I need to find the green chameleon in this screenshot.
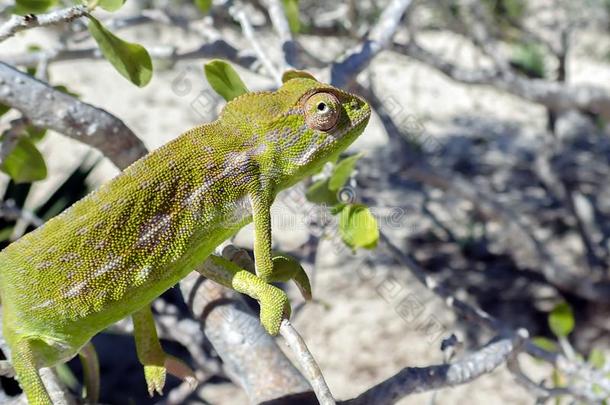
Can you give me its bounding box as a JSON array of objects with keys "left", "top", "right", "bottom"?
[{"left": 0, "top": 70, "right": 371, "bottom": 404}]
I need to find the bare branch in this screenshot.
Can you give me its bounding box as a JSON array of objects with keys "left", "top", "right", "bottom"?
[
  {"left": 180, "top": 246, "right": 315, "bottom": 404},
  {"left": 393, "top": 41, "right": 610, "bottom": 121},
  {"left": 0, "top": 62, "right": 147, "bottom": 169},
  {"left": 331, "top": 0, "right": 413, "bottom": 87},
  {"left": 230, "top": 6, "right": 282, "bottom": 86},
  {"left": 0, "top": 5, "right": 88, "bottom": 43},
  {"left": 262, "top": 0, "right": 299, "bottom": 68},
  {"left": 280, "top": 319, "right": 336, "bottom": 405},
  {"left": 341, "top": 332, "right": 528, "bottom": 405}
]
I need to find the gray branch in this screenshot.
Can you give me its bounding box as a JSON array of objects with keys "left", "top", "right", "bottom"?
[
  {"left": 180, "top": 246, "right": 315, "bottom": 404},
  {"left": 331, "top": 0, "right": 413, "bottom": 87},
  {"left": 341, "top": 332, "right": 527, "bottom": 405},
  {"left": 394, "top": 41, "right": 610, "bottom": 121},
  {"left": 0, "top": 62, "right": 147, "bottom": 169},
  {"left": 0, "top": 5, "right": 88, "bottom": 43}
]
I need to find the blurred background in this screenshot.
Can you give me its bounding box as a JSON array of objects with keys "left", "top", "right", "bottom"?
[{"left": 0, "top": 0, "right": 609, "bottom": 404}]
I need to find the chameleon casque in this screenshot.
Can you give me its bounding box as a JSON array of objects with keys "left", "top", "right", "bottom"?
[{"left": 0, "top": 70, "right": 371, "bottom": 404}]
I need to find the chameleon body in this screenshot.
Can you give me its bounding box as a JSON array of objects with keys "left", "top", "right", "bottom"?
[{"left": 0, "top": 71, "right": 370, "bottom": 404}]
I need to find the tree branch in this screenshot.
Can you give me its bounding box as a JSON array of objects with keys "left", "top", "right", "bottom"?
[
  {"left": 0, "top": 62, "right": 147, "bottom": 169},
  {"left": 0, "top": 5, "right": 88, "bottom": 43}
]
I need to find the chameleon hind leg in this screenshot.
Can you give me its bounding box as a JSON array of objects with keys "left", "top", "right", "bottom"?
[
  {"left": 132, "top": 305, "right": 196, "bottom": 396},
  {"left": 198, "top": 255, "right": 291, "bottom": 335},
  {"left": 78, "top": 342, "right": 99, "bottom": 404},
  {"left": 8, "top": 338, "right": 53, "bottom": 405}
]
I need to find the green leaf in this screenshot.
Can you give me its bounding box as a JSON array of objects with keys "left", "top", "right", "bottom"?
[
  {"left": 97, "top": 0, "right": 126, "bottom": 12},
  {"left": 511, "top": 42, "right": 545, "bottom": 79},
  {"left": 329, "top": 153, "right": 362, "bottom": 191},
  {"left": 282, "top": 0, "right": 300, "bottom": 33},
  {"left": 589, "top": 348, "right": 606, "bottom": 369},
  {"left": 0, "top": 104, "right": 9, "bottom": 117},
  {"left": 204, "top": 60, "right": 249, "bottom": 101},
  {"left": 305, "top": 178, "right": 338, "bottom": 206},
  {"left": 531, "top": 337, "right": 558, "bottom": 353},
  {"left": 0, "top": 227, "right": 14, "bottom": 242},
  {"left": 338, "top": 204, "right": 379, "bottom": 250},
  {"left": 26, "top": 126, "right": 47, "bottom": 142},
  {"left": 549, "top": 302, "right": 574, "bottom": 338},
  {"left": 88, "top": 16, "right": 153, "bottom": 87},
  {"left": 1, "top": 137, "right": 47, "bottom": 183},
  {"left": 194, "top": 0, "right": 212, "bottom": 13},
  {"left": 14, "top": 0, "right": 57, "bottom": 14},
  {"left": 53, "top": 85, "right": 80, "bottom": 99}
]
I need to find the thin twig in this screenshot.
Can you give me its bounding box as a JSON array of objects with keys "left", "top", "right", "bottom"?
[
  {"left": 280, "top": 319, "right": 336, "bottom": 405},
  {"left": 0, "top": 5, "right": 88, "bottom": 43},
  {"left": 341, "top": 332, "right": 528, "bottom": 405},
  {"left": 331, "top": 0, "right": 413, "bottom": 87},
  {"left": 230, "top": 6, "right": 282, "bottom": 86}
]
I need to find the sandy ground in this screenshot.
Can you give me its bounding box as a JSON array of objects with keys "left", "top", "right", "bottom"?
[{"left": 5, "top": 11, "right": 609, "bottom": 403}]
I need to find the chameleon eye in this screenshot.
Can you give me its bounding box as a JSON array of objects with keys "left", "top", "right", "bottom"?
[{"left": 304, "top": 92, "right": 340, "bottom": 131}]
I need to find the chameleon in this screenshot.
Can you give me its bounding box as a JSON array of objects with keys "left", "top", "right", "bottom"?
[{"left": 0, "top": 69, "right": 371, "bottom": 404}]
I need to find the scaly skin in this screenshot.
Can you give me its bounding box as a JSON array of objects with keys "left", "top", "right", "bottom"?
[{"left": 0, "top": 71, "right": 370, "bottom": 404}]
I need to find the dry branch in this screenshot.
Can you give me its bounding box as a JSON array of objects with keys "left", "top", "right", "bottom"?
[
  {"left": 0, "top": 62, "right": 147, "bottom": 169},
  {"left": 341, "top": 332, "right": 527, "bottom": 405},
  {"left": 0, "top": 5, "right": 88, "bottom": 43}
]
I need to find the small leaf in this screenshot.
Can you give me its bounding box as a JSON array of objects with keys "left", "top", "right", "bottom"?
[
  {"left": 589, "top": 348, "right": 606, "bottom": 369},
  {"left": 305, "top": 179, "right": 338, "bottom": 206},
  {"left": 549, "top": 302, "right": 574, "bottom": 338},
  {"left": 0, "top": 104, "right": 9, "bottom": 117},
  {"left": 194, "top": 0, "right": 212, "bottom": 13},
  {"left": 531, "top": 337, "right": 558, "bottom": 353},
  {"left": 98, "top": 0, "right": 126, "bottom": 12},
  {"left": 329, "top": 153, "right": 362, "bottom": 191},
  {"left": 282, "top": 0, "right": 300, "bottom": 33},
  {"left": 204, "top": 60, "right": 249, "bottom": 101},
  {"left": 26, "top": 126, "right": 47, "bottom": 142},
  {"left": 54, "top": 85, "right": 80, "bottom": 99},
  {"left": 338, "top": 204, "right": 379, "bottom": 250},
  {"left": 1, "top": 137, "right": 47, "bottom": 183},
  {"left": 88, "top": 16, "right": 153, "bottom": 87},
  {"left": 511, "top": 42, "right": 545, "bottom": 79},
  {"left": 14, "top": 0, "right": 57, "bottom": 14}
]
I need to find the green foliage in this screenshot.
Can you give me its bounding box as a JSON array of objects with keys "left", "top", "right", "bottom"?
[
  {"left": 282, "top": 0, "right": 300, "bottom": 33},
  {"left": 510, "top": 42, "right": 546, "bottom": 78},
  {"left": 204, "top": 60, "right": 249, "bottom": 101},
  {"left": 329, "top": 152, "right": 362, "bottom": 191},
  {"left": 305, "top": 178, "right": 338, "bottom": 206},
  {"left": 549, "top": 302, "right": 574, "bottom": 338},
  {"left": 87, "top": 16, "right": 153, "bottom": 87},
  {"left": 1, "top": 137, "right": 47, "bottom": 183},
  {"left": 337, "top": 203, "right": 379, "bottom": 250},
  {"left": 97, "top": 0, "right": 126, "bottom": 12},
  {"left": 194, "top": 0, "right": 212, "bottom": 13},
  {"left": 14, "top": 0, "right": 57, "bottom": 14},
  {"left": 0, "top": 104, "right": 9, "bottom": 117},
  {"left": 481, "top": 0, "right": 526, "bottom": 23},
  {"left": 531, "top": 336, "right": 559, "bottom": 353},
  {"left": 589, "top": 348, "right": 606, "bottom": 369}
]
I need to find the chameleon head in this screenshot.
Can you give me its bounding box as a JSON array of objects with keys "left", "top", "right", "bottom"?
[{"left": 269, "top": 71, "right": 372, "bottom": 184}]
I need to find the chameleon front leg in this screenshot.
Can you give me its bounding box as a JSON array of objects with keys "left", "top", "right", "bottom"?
[
  {"left": 250, "top": 192, "right": 312, "bottom": 300},
  {"left": 132, "top": 306, "right": 195, "bottom": 396},
  {"left": 198, "top": 255, "right": 290, "bottom": 335}
]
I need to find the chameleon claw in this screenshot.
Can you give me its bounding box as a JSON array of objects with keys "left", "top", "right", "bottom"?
[{"left": 143, "top": 364, "right": 166, "bottom": 397}]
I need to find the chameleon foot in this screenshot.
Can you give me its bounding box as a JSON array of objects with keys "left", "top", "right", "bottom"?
[
  {"left": 144, "top": 364, "right": 166, "bottom": 396},
  {"left": 259, "top": 284, "right": 291, "bottom": 335}
]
